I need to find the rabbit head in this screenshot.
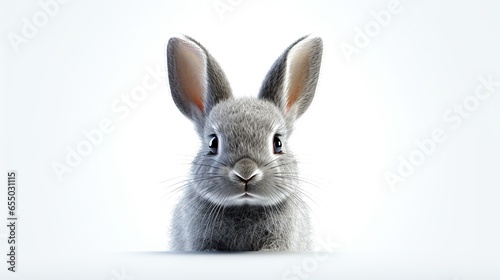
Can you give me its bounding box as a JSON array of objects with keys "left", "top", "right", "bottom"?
[{"left": 167, "top": 35, "right": 322, "bottom": 207}]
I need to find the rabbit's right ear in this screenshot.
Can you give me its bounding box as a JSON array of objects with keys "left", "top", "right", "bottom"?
[{"left": 167, "top": 35, "right": 232, "bottom": 133}]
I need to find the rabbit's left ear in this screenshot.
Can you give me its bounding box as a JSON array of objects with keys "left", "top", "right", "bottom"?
[{"left": 258, "top": 35, "right": 323, "bottom": 121}]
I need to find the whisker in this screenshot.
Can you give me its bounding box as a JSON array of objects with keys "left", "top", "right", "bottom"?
[{"left": 199, "top": 156, "right": 229, "bottom": 168}]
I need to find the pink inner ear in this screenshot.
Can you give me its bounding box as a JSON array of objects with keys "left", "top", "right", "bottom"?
[
  {"left": 175, "top": 40, "right": 207, "bottom": 112},
  {"left": 286, "top": 46, "right": 311, "bottom": 111}
]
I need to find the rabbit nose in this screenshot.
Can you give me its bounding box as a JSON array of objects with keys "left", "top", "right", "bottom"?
[{"left": 231, "top": 158, "right": 262, "bottom": 183}]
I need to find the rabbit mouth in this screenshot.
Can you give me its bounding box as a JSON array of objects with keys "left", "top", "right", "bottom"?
[
  {"left": 239, "top": 192, "right": 254, "bottom": 199},
  {"left": 223, "top": 189, "right": 288, "bottom": 206},
  {"left": 231, "top": 193, "right": 267, "bottom": 206},
  {"left": 235, "top": 191, "right": 258, "bottom": 201}
]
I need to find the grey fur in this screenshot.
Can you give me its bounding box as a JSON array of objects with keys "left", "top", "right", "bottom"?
[{"left": 166, "top": 35, "right": 323, "bottom": 251}]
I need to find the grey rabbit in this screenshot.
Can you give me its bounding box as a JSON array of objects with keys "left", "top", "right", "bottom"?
[{"left": 166, "top": 34, "right": 323, "bottom": 251}]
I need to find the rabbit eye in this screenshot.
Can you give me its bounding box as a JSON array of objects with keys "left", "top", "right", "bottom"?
[
  {"left": 273, "top": 135, "right": 283, "bottom": 154},
  {"left": 208, "top": 134, "right": 218, "bottom": 155}
]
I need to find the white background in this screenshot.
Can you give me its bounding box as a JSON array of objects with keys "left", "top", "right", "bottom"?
[{"left": 1, "top": 0, "right": 500, "bottom": 279}]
